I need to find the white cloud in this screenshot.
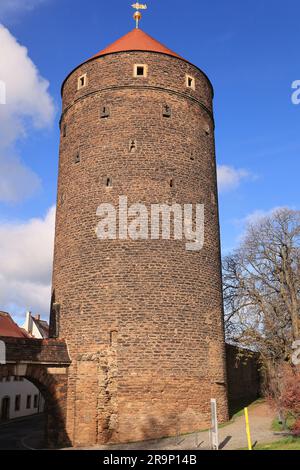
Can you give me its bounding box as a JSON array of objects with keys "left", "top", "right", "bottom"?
[
  {"left": 241, "top": 206, "right": 295, "bottom": 226},
  {"left": 0, "top": 1, "right": 48, "bottom": 19},
  {"left": 231, "top": 206, "right": 297, "bottom": 248},
  {"left": 0, "top": 206, "right": 56, "bottom": 318},
  {"left": 217, "top": 165, "right": 251, "bottom": 192},
  {"left": 0, "top": 24, "right": 55, "bottom": 202}
]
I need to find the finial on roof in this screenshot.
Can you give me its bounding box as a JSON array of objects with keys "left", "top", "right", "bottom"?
[{"left": 131, "top": 3, "right": 147, "bottom": 29}]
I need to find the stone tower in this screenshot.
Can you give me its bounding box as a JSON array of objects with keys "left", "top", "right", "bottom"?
[{"left": 51, "top": 26, "right": 228, "bottom": 447}]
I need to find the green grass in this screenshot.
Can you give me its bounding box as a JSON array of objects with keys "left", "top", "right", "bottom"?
[
  {"left": 272, "top": 414, "right": 296, "bottom": 432},
  {"left": 272, "top": 417, "right": 283, "bottom": 432},
  {"left": 253, "top": 437, "right": 300, "bottom": 450},
  {"left": 240, "top": 437, "right": 300, "bottom": 450}
]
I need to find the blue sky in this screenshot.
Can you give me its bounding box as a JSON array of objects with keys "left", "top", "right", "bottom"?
[{"left": 0, "top": 0, "right": 299, "bottom": 320}]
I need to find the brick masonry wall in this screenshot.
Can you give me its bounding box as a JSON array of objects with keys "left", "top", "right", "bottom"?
[
  {"left": 1, "top": 337, "right": 70, "bottom": 364},
  {"left": 51, "top": 50, "right": 229, "bottom": 446}
]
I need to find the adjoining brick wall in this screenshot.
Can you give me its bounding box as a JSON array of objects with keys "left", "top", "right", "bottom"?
[
  {"left": 1, "top": 337, "right": 71, "bottom": 364},
  {"left": 226, "top": 344, "right": 261, "bottom": 416},
  {"left": 51, "top": 49, "right": 229, "bottom": 447}
]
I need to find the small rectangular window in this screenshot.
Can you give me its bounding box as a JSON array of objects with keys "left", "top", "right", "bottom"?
[
  {"left": 78, "top": 73, "right": 87, "bottom": 90},
  {"left": 15, "top": 395, "right": 21, "bottom": 412},
  {"left": 136, "top": 66, "right": 144, "bottom": 76},
  {"left": 186, "top": 74, "right": 195, "bottom": 90},
  {"left": 26, "top": 395, "right": 31, "bottom": 409},
  {"left": 134, "top": 64, "right": 148, "bottom": 78},
  {"left": 34, "top": 395, "right": 39, "bottom": 409}
]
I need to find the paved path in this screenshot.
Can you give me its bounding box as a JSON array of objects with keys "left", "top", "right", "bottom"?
[
  {"left": 0, "top": 414, "right": 45, "bottom": 450},
  {"left": 0, "top": 402, "right": 279, "bottom": 450},
  {"left": 82, "top": 402, "right": 278, "bottom": 451}
]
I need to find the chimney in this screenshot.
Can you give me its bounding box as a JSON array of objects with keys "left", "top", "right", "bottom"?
[
  {"left": 35, "top": 314, "right": 41, "bottom": 321},
  {"left": 24, "top": 311, "right": 31, "bottom": 333}
]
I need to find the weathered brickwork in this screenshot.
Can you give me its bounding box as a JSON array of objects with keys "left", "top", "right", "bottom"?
[
  {"left": 51, "top": 49, "right": 229, "bottom": 446},
  {"left": 1, "top": 336, "right": 70, "bottom": 364}
]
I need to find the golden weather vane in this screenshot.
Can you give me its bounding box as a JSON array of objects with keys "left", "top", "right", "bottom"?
[{"left": 131, "top": 3, "right": 147, "bottom": 29}]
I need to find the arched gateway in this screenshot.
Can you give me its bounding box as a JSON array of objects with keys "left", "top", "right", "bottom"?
[{"left": 0, "top": 337, "right": 71, "bottom": 447}]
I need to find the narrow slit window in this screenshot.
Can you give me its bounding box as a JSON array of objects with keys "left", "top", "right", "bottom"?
[
  {"left": 186, "top": 75, "right": 195, "bottom": 90},
  {"left": 134, "top": 64, "right": 148, "bottom": 78},
  {"left": 163, "top": 105, "right": 172, "bottom": 118},
  {"left": 106, "top": 178, "right": 112, "bottom": 188},
  {"left": 101, "top": 106, "right": 110, "bottom": 118},
  {"left": 170, "top": 179, "right": 174, "bottom": 188},
  {"left": 78, "top": 74, "right": 87, "bottom": 90},
  {"left": 129, "top": 139, "right": 137, "bottom": 153},
  {"left": 74, "top": 153, "right": 81, "bottom": 164}
]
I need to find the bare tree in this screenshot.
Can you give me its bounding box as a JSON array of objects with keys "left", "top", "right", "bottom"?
[{"left": 223, "top": 208, "right": 300, "bottom": 370}]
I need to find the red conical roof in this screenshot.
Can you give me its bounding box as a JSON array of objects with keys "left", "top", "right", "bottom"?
[{"left": 91, "top": 28, "right": 182, "bottom": 60}]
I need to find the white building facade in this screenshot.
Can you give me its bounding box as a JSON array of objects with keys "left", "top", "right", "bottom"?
[
  {"left": 22, "top": 312, "right": 49, "bottom": 339},
  {"left": 0, "top": 311, "right": 48, "bottom": 422},
  {"left": 0, "top": 376, "right": 45, "bottom": 422}
]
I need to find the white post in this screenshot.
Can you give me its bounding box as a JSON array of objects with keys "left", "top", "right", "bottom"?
[{"left": 210, "top": 398, "right": 219, "bottom": 450}]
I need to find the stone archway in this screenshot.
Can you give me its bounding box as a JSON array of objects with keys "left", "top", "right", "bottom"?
[
  {"left": 0, "top": 337, "right": 71, "bottom": 448},
  {"left": 0, "top": 363, "right": 71, "bottom": 448}
]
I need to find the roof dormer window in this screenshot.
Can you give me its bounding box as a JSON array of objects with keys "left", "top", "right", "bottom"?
[
  {"left": 186, "top": 74, "right": 195, "bottom": 90},
  {"left": 78, "top": 73, "right": 87, "bottom": 90},
  {"left": 133, "top": 64, "right": 148, "bottom": 78}
]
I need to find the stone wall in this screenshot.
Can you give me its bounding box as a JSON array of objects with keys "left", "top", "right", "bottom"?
[{"left": 226, "top": 344, "right": 261, "bottom": 415}]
